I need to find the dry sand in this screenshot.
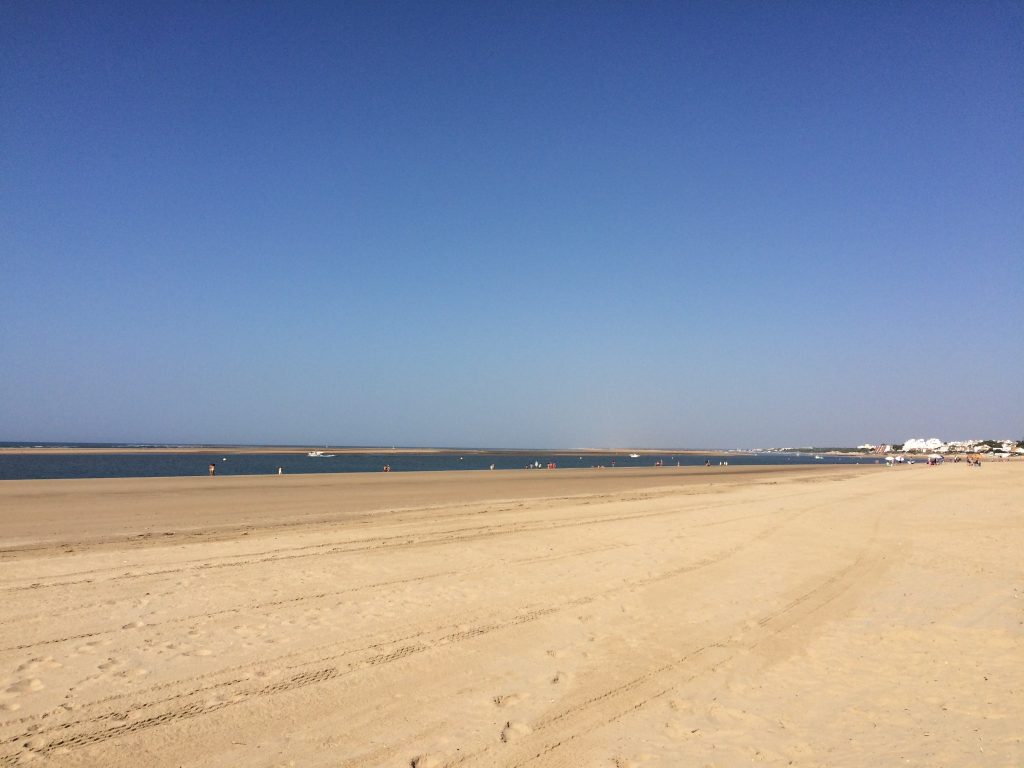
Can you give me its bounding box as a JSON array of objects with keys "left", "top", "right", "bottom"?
[{"left": 0, "top": 464, "right": 1020, "bottom": 767}]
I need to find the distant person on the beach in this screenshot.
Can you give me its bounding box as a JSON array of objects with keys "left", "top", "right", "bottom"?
[
  {"left": 277, "top": 467, "right": 283, "bottom": 475},
  {"left": 208, "top": 463, "right": 216, "bottom": 476}
]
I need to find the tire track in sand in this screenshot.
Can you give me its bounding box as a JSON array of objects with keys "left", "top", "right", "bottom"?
[
  {"left": 0, "top": 506, "right": 815, "bottom": 765},
  {"left": 0, "top": 503, "right": 793, "bottom": 653},
  {"left": 0, "top": 483, "right": 829, "bottom": 594}
]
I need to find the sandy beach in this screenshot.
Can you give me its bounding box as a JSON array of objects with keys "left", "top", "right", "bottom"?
[{"left": 0, "top": 464, "right": 1019, "bottom": 767}]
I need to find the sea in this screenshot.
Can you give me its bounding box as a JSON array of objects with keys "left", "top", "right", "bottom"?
[{"left": 0, "top": 443, "right": 877, "bottom": 481}]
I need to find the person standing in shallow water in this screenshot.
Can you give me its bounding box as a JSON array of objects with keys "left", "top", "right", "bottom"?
[{"left": 208, "top": 463, "right": 216, "bottom": 476}]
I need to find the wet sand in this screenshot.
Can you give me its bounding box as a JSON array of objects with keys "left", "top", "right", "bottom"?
[{"left": 0, "top": 464, "right": 1020, "bottom": 766}]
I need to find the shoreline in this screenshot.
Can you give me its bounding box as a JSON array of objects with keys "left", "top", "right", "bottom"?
[{"left": 0, "top": 465, "right": 873, "bottom": 549}]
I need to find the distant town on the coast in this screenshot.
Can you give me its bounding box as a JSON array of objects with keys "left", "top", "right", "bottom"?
[{"left": 771, "top": 438, "right": 1023, "bottom": 458}]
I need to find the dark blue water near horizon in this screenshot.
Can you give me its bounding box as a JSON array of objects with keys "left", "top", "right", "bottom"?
[{"left": 0, "top": 447, "right": 878, "bottom": 481}]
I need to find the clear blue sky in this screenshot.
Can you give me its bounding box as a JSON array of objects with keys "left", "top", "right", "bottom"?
[{"left": 2, "top": 1, "right": 1021, "bottom": 448}]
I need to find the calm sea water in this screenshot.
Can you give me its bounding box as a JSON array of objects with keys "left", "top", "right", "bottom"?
[{"left": 0, "top": 444, "right": 875, "bottom": 480}]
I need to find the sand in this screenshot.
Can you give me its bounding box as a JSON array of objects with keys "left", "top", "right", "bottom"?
[{"left": 0, "top": 464, "right": 1020, "bottom": 767}]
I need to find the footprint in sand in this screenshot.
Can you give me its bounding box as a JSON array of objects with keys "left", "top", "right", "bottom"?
[
  {"left": 5, "top": 678, "right": 44, "bottom": 694},
  {"left": 0, "top": 681, "right": 38, "bottom": 713},
  {"left": 613, "top": 754, "right": 658, "bottom": 768},
  {"left": 410, "top": 754, "right": 442, "bottom": 768},
  {"left": 500, "top": 721, "right": 532, "bottom": 743},
  {"left": 550, "top": 670, "right": 572, "bottom": 685},
  {"left": 16, "top": 657, "right": 62, "bottom": 673},
  {"left": 97, "top": 658, "right": 125, "bottom": 673},
  {"left": 667, "top": 697, "right": 693, "bottom": 714},
  {"left": 492, "top": 692, "right": 529, "bottom": 708}
]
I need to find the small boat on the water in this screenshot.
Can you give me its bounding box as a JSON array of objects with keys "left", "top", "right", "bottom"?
[
  {"left": 629, "top": 453, "right": 640, "bottom": 458},
  {"left": 307, "top": 450, "right": 336, "bottom": 457}
]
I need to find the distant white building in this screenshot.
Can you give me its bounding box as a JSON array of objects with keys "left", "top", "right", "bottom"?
[
  {"left": 902, "top": 438, "right": 945, "bottom": 453},
  {"left": 861, "top": 437, "right": 1020, "bottom": 455},
  {"left": 944, "top": 441, "right": 976, "bottom": 453}
]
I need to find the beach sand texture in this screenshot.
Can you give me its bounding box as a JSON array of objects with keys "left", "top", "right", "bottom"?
[{"left": 0, "top": 464, "right": 1020, "bottom": 767}]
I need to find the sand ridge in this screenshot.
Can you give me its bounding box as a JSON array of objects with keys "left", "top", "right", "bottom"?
[{"left": 0, "top": 464, "right": 1020, "bottom": 766}]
